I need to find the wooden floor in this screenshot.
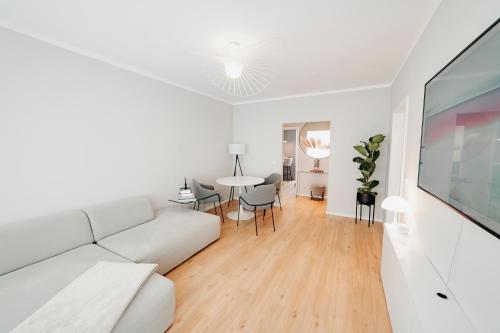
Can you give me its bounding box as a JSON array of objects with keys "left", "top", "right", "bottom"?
[{"left": 166, "top": 196, "right": 392, "bottom": 333}]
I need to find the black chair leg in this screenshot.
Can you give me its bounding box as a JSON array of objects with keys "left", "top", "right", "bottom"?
[
  {"left": 277, "top": 191, "right": 282, "bottom": 211},
  {"left": 271, "top": 205, "right": 276, "bottom": 232},
  {"left": 213, "top": 202, "right": 217, "bottom": 214},
  {"left": 263, "top": 209, "right": 266, "bottom": 220},
  {"left": 254, "top": 207, "right": 258, "bottom": 236},
  {"left": 237, "top": 204, "right": 240, "bottom": 226},
  {"left": 218, "top": 196, "right": 225, "bottom": 223},
  {"left": 228, "top": 187, "right": 233, "bottom": 207}
]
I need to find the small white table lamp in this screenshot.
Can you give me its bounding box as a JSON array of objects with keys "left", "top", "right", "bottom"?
[
  {"left": 228, "top": 143, "right": 246, "bottom": 176},
  {"left": 382, "top": 195, "right": 410, "bottom": 234},
  {"left": 228, "top": 143, "right": 246, "bottom": 156}
]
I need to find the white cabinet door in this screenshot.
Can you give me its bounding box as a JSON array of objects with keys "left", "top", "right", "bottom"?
[
  {"left": 448, "top": 220, "right": 500, "bottom": 333},
  {"left": 383, "top": 225, "right": 476, "bottom": 333},
  {"left": 381, "top": 228, "right": 411, "bottom": 333}
]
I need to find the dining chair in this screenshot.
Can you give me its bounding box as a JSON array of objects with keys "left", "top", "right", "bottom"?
[
  {"left": 255, "top": 173, "right": 282, "bottom": 211},
  {"left": 282, "top": 157, "right": 293, "bottom": 181},
  {"left": 238, "top": 184, "right": 276, "bottom": 236},
  {"left": 192, "top": 179, "right": 225, "bottom": 223}
]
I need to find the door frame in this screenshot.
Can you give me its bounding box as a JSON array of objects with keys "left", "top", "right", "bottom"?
[{"left": 386, "top": 96, "right": 409, "bottom": 223}]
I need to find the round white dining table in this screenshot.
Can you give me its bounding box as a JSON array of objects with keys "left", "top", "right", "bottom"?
[{"left": 216, "top": 176, "right": 265, "bottom": 221}]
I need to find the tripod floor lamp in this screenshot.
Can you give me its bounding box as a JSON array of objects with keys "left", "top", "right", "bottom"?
[{"left": 228, "top": 143, "right": 247, "bottom": 204}]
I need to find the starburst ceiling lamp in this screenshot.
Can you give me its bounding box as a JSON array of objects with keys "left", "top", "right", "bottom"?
[{"left": 202, "top": 41, "right": 275, "bottom": 97}]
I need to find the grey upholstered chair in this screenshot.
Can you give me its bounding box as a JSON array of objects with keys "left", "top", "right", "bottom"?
[
  {"left": 238, "top": 184, "right": 276, "bottom": 236},
  {"left": 256, "top": 173, "right": 282, "bottom": 211},
  {"left": 192, "top": 179, "right": 225, "bottom": 223}
]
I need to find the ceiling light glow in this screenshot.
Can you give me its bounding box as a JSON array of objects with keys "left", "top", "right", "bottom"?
[
  {"left": 202, "top": 39, "right": 275, "bottom": 97},
  {"left": 224, "top": 61, "right": 243, "bottom": 79}
]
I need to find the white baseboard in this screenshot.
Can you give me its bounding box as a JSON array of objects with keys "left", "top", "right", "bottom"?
[
  {"left": 325, "top": 210, "right": 383, "bottom": 223},
  {"left": 296, "top": 192, "right": 327, "bottom": 200}
]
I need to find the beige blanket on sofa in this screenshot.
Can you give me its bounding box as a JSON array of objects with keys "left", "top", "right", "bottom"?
[{"left": 11, "top": 261, "right": 157, "bottom": 333}]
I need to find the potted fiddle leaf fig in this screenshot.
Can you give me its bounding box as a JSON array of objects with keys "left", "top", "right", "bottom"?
[{"left": 353, "top": 134, "right": 385, "bottom": 205}]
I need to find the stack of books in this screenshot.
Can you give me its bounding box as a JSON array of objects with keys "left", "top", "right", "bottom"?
[{"left": 177, "top": 188, "right": 195, "bottom": 203}]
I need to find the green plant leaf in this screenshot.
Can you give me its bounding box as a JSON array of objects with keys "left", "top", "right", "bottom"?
[
  {"left": 369, "top": 134, "right": 385, "bottom": 144},
  {"left": 353, "top": 145, "right": 368, "bottom": 156},
  {"left": 367, "top": 142, "right": 379, "bottom": 153},
  {"left": 361, "top": 170, "right": 371, "bottom": 178},
  {"left": 355, "top": 134, "right": 384, "bottom": 196},
  {"left": 359, "top": 162, "right": 371, "bottom": 171},
  {"left": 368, "top": 163, "right": 376, "bottom": 174}
]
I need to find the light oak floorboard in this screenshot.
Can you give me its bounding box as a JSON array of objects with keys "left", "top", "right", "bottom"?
[{"left": 166, "top": 196, "right": 392, "bottom": 333}]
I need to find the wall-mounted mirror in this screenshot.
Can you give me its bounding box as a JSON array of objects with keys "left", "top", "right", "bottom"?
[{"left": 299, "top": 122, "right": 330, "bottom": 159}]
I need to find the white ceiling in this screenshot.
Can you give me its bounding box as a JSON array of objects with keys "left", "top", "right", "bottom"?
[{"left": 0, "top": 0, "right": 441, "bottom": 104}]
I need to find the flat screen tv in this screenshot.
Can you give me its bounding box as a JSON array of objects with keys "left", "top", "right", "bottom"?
[{"left": 418, "top": 19, "right": 500, "bottom": 238}]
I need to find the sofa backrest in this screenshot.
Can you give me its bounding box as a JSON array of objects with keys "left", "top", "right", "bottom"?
[
  {"left": 83, "top": 196, "right": 155, "bottom": 241},
  {"left": 0, "top": 210, "right": 94, "bottom": 275}
]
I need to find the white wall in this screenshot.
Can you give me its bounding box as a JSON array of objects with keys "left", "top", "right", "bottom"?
[
  {"left": 0, "top": 27, "right": 233, "bottom": 223},
  {"left": 391, "top": 0, "right": 500, "bottom": 331},
  {"left": 233, "top": 87, "right": 391, "bottom": 220}
]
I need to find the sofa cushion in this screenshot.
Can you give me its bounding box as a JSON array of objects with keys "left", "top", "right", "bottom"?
[
  {"left": 114, "top": 273, "right": 175, "bottom": 333},
  {"left": 98, "top": 206, "right": 220, "bottom": 275},
  {"left": 0, "top": 210, "right": 94, "bottom": 275},
  {"left": 0, "top": 244, "right": 175, "bottom": 333},
  {"left": 0, "top": 244, "right": 126, "bottom": 331},
  {"left": 84, "top": 196, "right": 155, "bottom": 241}
]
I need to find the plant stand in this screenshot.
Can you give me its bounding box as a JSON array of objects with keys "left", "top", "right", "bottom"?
[{"left": 355, "top": 193, "right": 375, "bottom": 227}]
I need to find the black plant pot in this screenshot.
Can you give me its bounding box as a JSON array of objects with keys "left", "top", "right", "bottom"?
[{"left": 357, "top": 192, "right": 375, "bottom": 205}]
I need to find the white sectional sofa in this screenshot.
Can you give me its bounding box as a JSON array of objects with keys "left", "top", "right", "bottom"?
[
  {"left": 0, "top": 197, "right": 221, "bottom": 332},
  {"left": 85, "top": 198, "right": 221, "bottom": 275}
]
